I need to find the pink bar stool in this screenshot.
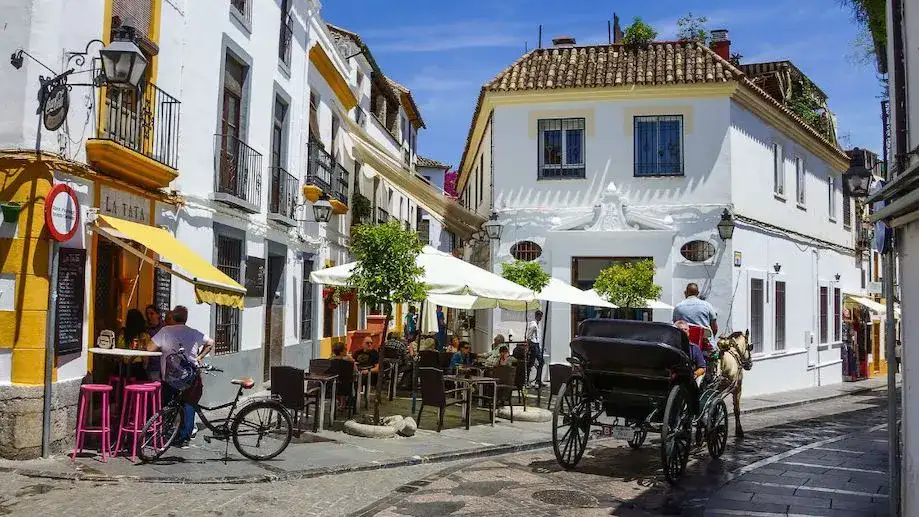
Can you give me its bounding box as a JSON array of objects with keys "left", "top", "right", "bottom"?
[
  {"left": 115, "top": 383, "right": 157, "bottom": 461},
  {"left": 71, "top": 384, "right": 113, "bottom": 462},
  {"left": 142, "top": 381, "right": 163, "bottom": 448}
]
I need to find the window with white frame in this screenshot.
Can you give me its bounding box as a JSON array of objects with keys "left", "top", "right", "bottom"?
[
  {"left": 833, "top": 287, "right": 841, "bottom": 342},
  {"left": 819, "top": 286, "right": 829, "bottom": 344},
  {"left": 750, "top": 277, "right": 765, "bottom": 353},
  {"left": 538, "top": 118, "right": 585, "bottom": 179},
  {"left": 773, "top": 143, "right": 784, "bottom": 196},
  {"left": 828, "top": 175, "right": 837, "bottom": 221},
  {"left": 634, "top": 115, "right": 684, "bottom": 176},
  {"left": 775, "top": 280, "right": 786, "bottom": 351},
  {"left": 795, "top": 156, "right": 806, "bottom": 206}
]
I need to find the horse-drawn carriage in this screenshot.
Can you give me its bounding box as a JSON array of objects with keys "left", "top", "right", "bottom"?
[{"left": 552, "top": 319, "right": 744, "bottom": 483}]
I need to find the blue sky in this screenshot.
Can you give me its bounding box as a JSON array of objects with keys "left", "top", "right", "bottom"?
[{"left": 322, "top": 0, "right": 884, "bottom": 168}]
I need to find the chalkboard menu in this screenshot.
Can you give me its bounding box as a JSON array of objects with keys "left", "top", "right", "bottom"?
[
  {"left": 245, "top": 256, "right": 265, "bottom": 297},
  {"left": 55, "top": 247, "right": 86, "bottom": 356},
  {"left": 154, "top": 263, "right": 172, "bottom": 315}
]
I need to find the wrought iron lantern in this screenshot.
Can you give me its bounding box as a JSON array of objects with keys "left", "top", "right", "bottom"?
[
  {"left": 482, "top": 211, "right": 503, "bottom": 241},
  {"left": 99, "top": 27, "right": 148, "bottom": 89},
  {"left": 312, "top": 198, "right": 333, "bottom": 224},
  {"left": 843, "top": 147, "right": 874, "bottom": 199},
  {"left": 716, "top": 209, "right": 735, "bottom": 240}
]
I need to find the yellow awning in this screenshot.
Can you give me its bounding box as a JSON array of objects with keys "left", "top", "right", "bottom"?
[{"left": 93, "top": 215, "right": 245, "bottom": 308}]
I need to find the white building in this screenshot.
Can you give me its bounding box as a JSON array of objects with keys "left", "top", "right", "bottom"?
[
  {"left": 416, "top": 156, "right": 457, "bottom": 253},
  {"left": 0, "top": 0, "right": 480, "bottom": 458},
  {"left": 457, "top": 34, "right": 862, "bottom": 397}
]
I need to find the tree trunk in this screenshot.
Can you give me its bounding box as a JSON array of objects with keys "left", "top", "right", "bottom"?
[{"left": 374, "top": 305, "right": 391, "bottom": 424}]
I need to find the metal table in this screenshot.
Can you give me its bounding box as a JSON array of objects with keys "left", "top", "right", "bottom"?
[
  {"left": 88, "top": 347, "right": 162, "bottom": 405},
  {"left": 444, "top": 374, "right": 498, "bottom": 427},
  {"left": 304, "top": 372, "right": 337, "bottom": 431}
]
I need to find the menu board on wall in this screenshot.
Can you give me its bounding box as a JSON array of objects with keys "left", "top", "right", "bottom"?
[
  {"left": 245, "top": 256, "right": 265, "bottom": 297},
  {"left": 154, "top": 263, "right": 172, "bottom": 316},
  {"left": 55, "top": 247, "right": 86, "bottom": 356}
]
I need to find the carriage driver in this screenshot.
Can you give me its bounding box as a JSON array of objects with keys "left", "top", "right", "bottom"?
[{"left": 672, "top": 283, "right": 718, "bottom": 351}]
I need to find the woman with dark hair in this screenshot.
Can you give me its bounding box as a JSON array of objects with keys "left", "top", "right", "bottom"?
[{"left": 119, "top": 308, "right": 152, "bottom": 380}]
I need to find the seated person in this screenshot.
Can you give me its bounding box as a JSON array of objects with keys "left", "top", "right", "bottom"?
[
  {"left": 445, "top": 336, "right": 460, "bottom": 354},
  {"left": 449, "top": 342, "right": 473, "bottom": 370},
  {"left": 484, "top": 334, "right": 506, "bottom": 361},
  {"left": 382, "top": 332, "right": 408, "bottom": 360},
  {"left": 418, "top": 334, "right": 438, "bottom": 352},
  {"left": 486, "top": 345, "right": 512, "bottom": 367},
  {"left": 675, "top": 320, "right": 707, "bottom": 382},
  {"left": 353, "top": 336, "right": 379, "bottom": 370},
  {"left": 330, "top": 343, "right": 353, "bottom": 362}
]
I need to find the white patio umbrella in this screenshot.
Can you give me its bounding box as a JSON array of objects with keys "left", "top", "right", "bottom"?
[
  {"left": 428, "top": 278, "right": 617, "bottom": 310},
  {"left": 309, "top": 246, "right": 534, "bottom": 300}
]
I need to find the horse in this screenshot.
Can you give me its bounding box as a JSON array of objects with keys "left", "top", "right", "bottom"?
[{"left": 715, "top": 330, "right": 753, "bottom": 439}]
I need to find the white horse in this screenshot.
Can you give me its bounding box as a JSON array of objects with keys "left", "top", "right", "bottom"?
[{"left": 715, "top": 330, "right": 753, "bottom": 439}]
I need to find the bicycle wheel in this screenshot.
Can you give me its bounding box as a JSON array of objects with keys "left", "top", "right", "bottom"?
[
  {"left": 139, "top": 404, "right": 182, "bottom": 462},
  {"left": 231, "top": 400, "right": 292, "bottom": 461}
]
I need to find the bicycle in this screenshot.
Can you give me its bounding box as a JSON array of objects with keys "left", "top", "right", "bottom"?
[{"left": 138, "top": 363, "right": 293, "bottom": 462}]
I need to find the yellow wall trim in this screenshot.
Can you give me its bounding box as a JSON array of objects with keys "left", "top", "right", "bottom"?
[
  {"left": 85, "top": 139, "right": 178, "bottom": 189},
  {"left": 732, "top": 86, "right": 850, "bottom": 172},
  {"left": 309, "top": 45, "right": 358, "bottom": 111}
]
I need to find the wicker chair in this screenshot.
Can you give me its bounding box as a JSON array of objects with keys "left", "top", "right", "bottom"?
[{"left": 417, "top": 367, "right": 466, "bottom": 432}]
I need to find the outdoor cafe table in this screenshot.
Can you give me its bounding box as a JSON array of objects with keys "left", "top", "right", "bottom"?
[
  {"left": 304, "top": 371, "right": 337, "bottom": 431},
  {"left": 443, "top": 374, "right": 498, "bottom": 427},
  {"left": 88, "top": 347, "right": 162, "bottom": 405}
]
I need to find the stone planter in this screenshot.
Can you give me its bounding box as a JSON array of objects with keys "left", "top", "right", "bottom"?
[
  {"left": 343, "top": 415, "right": 417, "bottom": 438},
  {"left": 497, "top": 406, "right": 552, "bottom": 423}
]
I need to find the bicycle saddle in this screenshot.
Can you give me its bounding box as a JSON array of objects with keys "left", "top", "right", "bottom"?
[{"left": 231, "top": 377, "right": 255, "bottom": 389}]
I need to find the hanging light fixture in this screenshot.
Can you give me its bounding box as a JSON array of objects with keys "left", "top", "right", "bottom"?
[
  {"left": 99, "top": 26, "right": 148, "bottom": 89},
  {"left": 843, "top": 147, "right": 874, "bottom": 199},
  {"left": 482, "top": 211, "right": 503, "bottom": 241},
  {"left": 312, "top": 197, "right": 333, "bottom": 223},
  {"left": 773, "top": 262, "right": 782, "bottom": 273},
  {"left": 717, "top": 209, "right": 735, "bottom": 240}
]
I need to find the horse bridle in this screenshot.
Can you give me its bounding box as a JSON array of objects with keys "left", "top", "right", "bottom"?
[{"left": 726, "top": 340, "right": 753, "bottom": 371}]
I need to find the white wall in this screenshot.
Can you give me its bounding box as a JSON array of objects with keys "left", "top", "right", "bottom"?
[
  {"left": 489, "top": 96, "right": 732, "bottom": 211},
  {"left": 901, "top": 222, "right": 919, "bottom": 512},
  {"left": 730, "top": 103, "right": 852, "bottom": 247}
]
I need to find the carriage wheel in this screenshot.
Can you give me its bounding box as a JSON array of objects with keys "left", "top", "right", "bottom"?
[
  {"left": 627, "top": 426, "right": 647, "bottom": 449},
  {"left": 661, "top": 384, "right": 692, "bottom": 483},
  {"left": 552, "top": 376, "right": 590, "bottom": 469},
  {"left": 706, "top": 398, "right": 729, "bottom": 459}
]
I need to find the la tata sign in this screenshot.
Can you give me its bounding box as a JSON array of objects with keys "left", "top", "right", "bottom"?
[
  {"left": 45, "top": 184, "right": 80, "bottom": 242},
  {"left": 100, "top": 185, "right": 148, "bottom": 223}
]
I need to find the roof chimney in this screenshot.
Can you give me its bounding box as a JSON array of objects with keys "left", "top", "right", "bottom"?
[
  {"left": 710, "top": 29, "right": 730, "bottom": 61},
  {"left": 552, "top": 36, "right": 576, "bottom": 47}
]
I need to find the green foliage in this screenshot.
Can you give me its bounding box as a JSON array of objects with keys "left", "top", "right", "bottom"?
[
  {"left": 840, "top": 0, "right": 886, "bottom": 52},
  {"left": 622, "top": 17, "right": 657, "bottom": 47},
  {"left": 350, "top": 192, "right": 372, "bottom": 225},
  {"left": 500, "top": 260, "right": 550, "bottom": 292},
  {"left": 677, "top": 12, "right": 708, "bottom": 43},
  {"left": 593, "top": 259, "right": 662, "bottom": 309},
  {"left": 787, "top": 79, "right": 830, "bottom": 137},
  {"left": 348, "top": 221, "right": 428, "bottom": 315}
]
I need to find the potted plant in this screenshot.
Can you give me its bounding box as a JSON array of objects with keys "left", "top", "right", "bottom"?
[
  {"left": 1, "top": 202, "right": 22, "bottom": 223},
  {"left": 348, "top": 220, "right": 427, "bottom": 425},
  {"left": 592, "top": 259, "right": 662, "bottom": 321},
  {"left": 500, "top": 260, "right": 550, "bottom": 411}
]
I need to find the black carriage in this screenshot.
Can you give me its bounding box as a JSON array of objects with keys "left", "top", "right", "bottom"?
[{"left": 551, "top": 319, "right": 729, "bottom": 483}]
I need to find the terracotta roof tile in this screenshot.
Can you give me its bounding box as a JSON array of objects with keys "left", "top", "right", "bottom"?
[
  {"left": 485, "top": 41, "right": 742, "bottom": 92},
  {"left": 417, "top": 156, "right": 451, "bottom": 169}
]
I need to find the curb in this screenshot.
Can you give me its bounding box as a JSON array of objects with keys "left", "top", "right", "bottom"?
[
  {"left": 0, "top": 438, "right": 554, "bottom": 485},
  {"left": 1, "top": 382, "right": 889, "bottom": 485}
]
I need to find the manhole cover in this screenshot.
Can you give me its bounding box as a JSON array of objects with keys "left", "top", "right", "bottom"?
[{"left": 531, "top": 490, "right": 598, "bottom": 507}]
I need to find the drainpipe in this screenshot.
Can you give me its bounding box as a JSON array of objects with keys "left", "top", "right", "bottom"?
[
  {"left": 889, "top": 0, "right": 906, "bottom": 512},
  {"left": 41, "top": 241, "right": 60, "bottom": 458}
]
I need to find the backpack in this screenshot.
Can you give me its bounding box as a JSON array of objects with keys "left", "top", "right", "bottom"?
[{"left": 163, "top": 350, "right": 198, "bottom": 391}]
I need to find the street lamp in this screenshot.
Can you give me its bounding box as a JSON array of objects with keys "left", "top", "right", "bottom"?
[
  {"left": 99, "top": 27, "right": 147, "bottom": 89},
  {"left": 312, "top": 197, "right": 333, "bottom": 224},
  {"left": 773, "top": 262, "right": 782, "bottom": 274},
  {"left": 717, "top": 209, "right": 735, "bottom": 240},
  {"left": 844, "top": 147, "right": 874, "bottom": 198},
  {"left": 483, "top": 211, "right": 503, "bottom": 241}
]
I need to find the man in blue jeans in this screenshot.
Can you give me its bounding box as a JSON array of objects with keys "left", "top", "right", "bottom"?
[{"left": 150, "top": 305, "right": 214, "bottom": 448}]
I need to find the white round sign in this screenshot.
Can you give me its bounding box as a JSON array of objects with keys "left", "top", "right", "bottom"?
[{"left": 45, "top": 184, "right": 80, "bottom": 242}]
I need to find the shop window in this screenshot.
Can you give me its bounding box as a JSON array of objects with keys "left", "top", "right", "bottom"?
[
  {"left": 679, "top": 240, "right": 715, "bottom": 262},
  {"left": 510, "top": 241, "right": 542, "bottom": 261},
  {"left": 214, "top": 234, "right": 242, "bottom": 355}
]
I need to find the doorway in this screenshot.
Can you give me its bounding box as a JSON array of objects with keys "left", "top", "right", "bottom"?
[
  {"left": 263, "top": 253, "right": 286, "bottom": 381},
  {"left": 94, "top": 240, "right": 123, "bottom": 339},
  {"left": 570, "top": 257, "right": 652, "bottom": 338}
]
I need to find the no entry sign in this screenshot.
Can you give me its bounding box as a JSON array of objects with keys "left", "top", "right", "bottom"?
[{"left": 45, "top": 183, "right": 80, "bottom": 242}]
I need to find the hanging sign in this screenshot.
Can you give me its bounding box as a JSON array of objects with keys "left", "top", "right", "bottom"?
[
  {"left": 733, "top": 251, "right": 742, "bottom": 267},
  {"left": 245, "top": 256, "right": 266, "bottom": 297},
  {"left": 153, "top": 263, "right": 172, "bottom": 316},
  {"left": 40, "top": 78, "right": 70, "bottom": 131},
  {"left": 45, "top": 183, "right": 80, "bottom": 242}
]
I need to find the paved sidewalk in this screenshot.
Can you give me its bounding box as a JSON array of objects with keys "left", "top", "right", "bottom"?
[
  {"left": 704, "top": 424, "right": 890, "bottom": 516},
  {"left": 0, "top": 377, "right": 888, "bottom": 484}
]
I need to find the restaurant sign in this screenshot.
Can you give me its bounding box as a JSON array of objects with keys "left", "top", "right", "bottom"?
[{"left": 101, "top": 185, "right": 149, "bottom": 223}]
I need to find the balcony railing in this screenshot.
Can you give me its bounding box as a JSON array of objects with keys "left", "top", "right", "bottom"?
[
  {"left": 214, "top": 134, "right": 262, "bottom": 211},
  {"left": 268, "top": 166, "right": 298, "bottom": 223},
  {"left": 856, "top": 225, "right": 874, "bottom": 250},
  {"left": 334, "top": 162, "right": 349, "bottom": 204},
  {"left": 99, "top": 82, "right": 180, "bottom": 169},
  {"left": 306, "top": 140, "right": 333, "bottom": 192},
  {"left": 279, "top": 15, "right": 293, "bottom": 66},
  {"left": 376, "top": 207, "right": 389, "bottom": 225}
]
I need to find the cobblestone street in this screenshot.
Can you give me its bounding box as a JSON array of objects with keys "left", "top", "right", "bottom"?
[{"left": 0, "top": 388, "right": 892, "bottom": 516}]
